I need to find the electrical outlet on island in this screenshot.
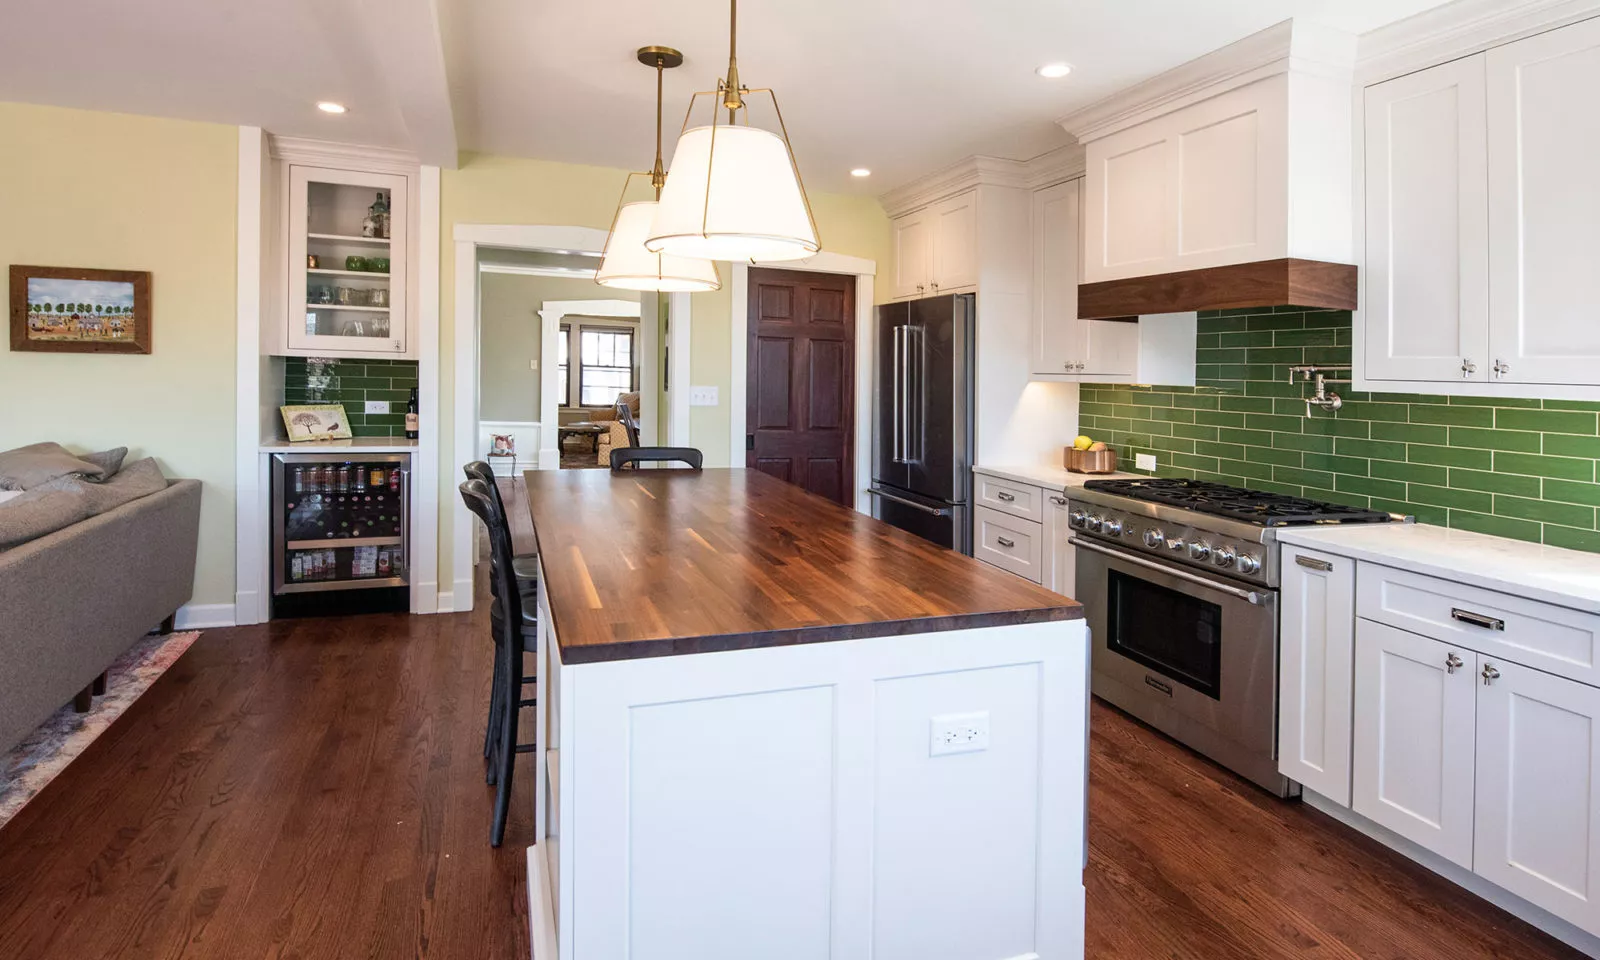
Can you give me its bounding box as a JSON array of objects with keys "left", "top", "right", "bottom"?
[{"left": 1135, "top": 453, "right": 1157, "bottom": 472}]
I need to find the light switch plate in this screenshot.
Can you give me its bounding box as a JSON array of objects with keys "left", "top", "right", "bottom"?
[
  {"left": 689, "top": 386, "right": 719, "bottom": 407},
  {"left": 364, "top": 400, "right": 390, "bottom": 415},
  {"left": 1135, "top": 453, "right": 1157, "bottom": 471}
]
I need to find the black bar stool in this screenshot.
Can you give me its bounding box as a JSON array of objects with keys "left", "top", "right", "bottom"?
[{"left": 609, "top": 446, "right": 704, "bottom": 471}]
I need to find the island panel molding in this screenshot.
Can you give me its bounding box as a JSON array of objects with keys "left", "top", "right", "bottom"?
[
  {"left": 522, "top": 468, "right": 1082, "bottom": 664},
  {"left": 1078, "top": 258, "right": 1358, "bottom": 319}
]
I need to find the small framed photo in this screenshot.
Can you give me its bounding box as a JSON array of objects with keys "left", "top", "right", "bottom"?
[
  {"left": 280, "top": 404, "right": 353, "bottom": 441},
  {"left": 10, "top": 265, "right": 152, "bottom": 355}
]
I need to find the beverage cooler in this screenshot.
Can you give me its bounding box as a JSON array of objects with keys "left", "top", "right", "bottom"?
[{"left": 271, "top": 453, "right": 410, "bottom": 617}]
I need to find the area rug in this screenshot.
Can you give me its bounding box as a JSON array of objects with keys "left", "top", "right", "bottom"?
[{"left": 0, "top": 630, "right": 200, "bottom": 830}]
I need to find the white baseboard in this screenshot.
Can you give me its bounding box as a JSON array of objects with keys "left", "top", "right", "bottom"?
[
  {"left": 232, "top": 589, "right": 265, "bottom": 626},
  {"left": 1304, "top": 791, "right": 1600, "bottom": 957},
  {"left": 452, "top": 577, "right": 474, "bottom": 613},
  {"left": 539, "top": 446, "right": 560, "bottom": 470},
  {"left": 411, "top": 580, "right": 440, "bottom": 615},
  {"left": 176, "top": 602, "right": 237, "bottom": 630}
]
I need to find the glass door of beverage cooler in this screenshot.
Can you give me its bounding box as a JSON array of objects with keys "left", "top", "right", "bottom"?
[{"left": 272, "top": 453, "right": 410, "bottom": 594}]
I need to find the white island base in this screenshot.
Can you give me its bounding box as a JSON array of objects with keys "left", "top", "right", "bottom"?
[{"left": 526, "top": 615, "right": 1090, "bottom": 960}]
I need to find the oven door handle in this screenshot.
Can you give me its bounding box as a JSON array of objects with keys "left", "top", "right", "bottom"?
[{"left": 1069, "top": 537, "right": 1269, "bottom": 605}]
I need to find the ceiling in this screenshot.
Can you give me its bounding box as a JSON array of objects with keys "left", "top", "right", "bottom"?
[{"left": 0, "top": 0, "right": 1454, "bottom": 193}]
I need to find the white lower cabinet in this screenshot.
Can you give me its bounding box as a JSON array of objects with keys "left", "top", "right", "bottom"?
[
  {"left": 1042, "top": 491, "right": 1076, "bottom": 599},
  {"left": 1352, "top": 619, "right": 1478, "bottom": 868},
  {"left": 1278, "top": 546, "right": 1356, "bottom": 804},
  {"left": 973, "top": 505, "right": 1044, "bottom": 584},
  {"left": 1474, "top": 660, "right": 1600, "bottom": 933}
]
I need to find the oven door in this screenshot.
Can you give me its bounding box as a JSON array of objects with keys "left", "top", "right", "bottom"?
[{"left": 1073, "top": 535, "right": 1280, "bottom": 765}]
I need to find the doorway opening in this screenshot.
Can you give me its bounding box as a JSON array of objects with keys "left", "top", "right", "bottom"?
[{"left": 745, "top": 267, "right": 858, "bottom": 506}]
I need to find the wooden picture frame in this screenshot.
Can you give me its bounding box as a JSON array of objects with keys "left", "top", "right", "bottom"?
[{"left": 9, "top": 265, "right": 152, "bottom": 355}]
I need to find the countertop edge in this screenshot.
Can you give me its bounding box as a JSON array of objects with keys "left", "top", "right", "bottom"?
[
  {"left": 1276, "top": 524, "right": 1600, "bottom": 615},
  {"left": 973, "top": 463, "right": 1143, "bottom": 492},
  {"left": 557, "top": 603, "right": 1085, "bottom": 666}
]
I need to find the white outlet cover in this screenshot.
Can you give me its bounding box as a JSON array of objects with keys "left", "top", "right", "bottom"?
[
  {"left": 689, "top": 385, "right": 719, "bottom": 407},
  {"left": 364, "top": 400, "right": 389, "bottom": 415},
  {"left": 1135, "top": 453, "right": 1157, "bottom": 471},
  {"left": 929, "top": 711, "right": 990, "bottom": 757}
]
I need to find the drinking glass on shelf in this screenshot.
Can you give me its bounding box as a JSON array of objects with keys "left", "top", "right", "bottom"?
[
  {"left": 369, "top": 288, "right": 389, "bottom": 308},
  {"left": 309, "top": 284, "right": 334, "bottom": 304},
  {"left": 336, "top": 286, "right": 367, "bottom": 306}
]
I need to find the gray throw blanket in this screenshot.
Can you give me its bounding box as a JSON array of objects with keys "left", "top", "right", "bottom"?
[{"left": 0, "top": 458, "right": 169, "bottom": 551}]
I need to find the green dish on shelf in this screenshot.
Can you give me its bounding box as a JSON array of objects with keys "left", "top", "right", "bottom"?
[
  {"left": 345, "top": 255, "right": 368, "bottom": 272},
  {"left": 367, "top": 257, "right": 390, "bottom": 274}
]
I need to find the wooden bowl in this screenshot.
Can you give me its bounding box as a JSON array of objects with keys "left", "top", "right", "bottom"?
[{"left": 1064, "top": 447, "right": 1119, "bottom": 474}]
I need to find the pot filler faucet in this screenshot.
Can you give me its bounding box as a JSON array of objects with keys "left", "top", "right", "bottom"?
[{"left": 1287, "top": 364, "right": 1352, "bottom": 415}]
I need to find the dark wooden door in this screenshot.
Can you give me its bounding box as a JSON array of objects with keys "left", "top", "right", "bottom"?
[{"left": 747, "top": 268, "right": 856, "bottom": 506}]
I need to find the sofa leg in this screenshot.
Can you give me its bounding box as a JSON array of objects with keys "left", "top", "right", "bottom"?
[
  {"left": 159, "top": 614, "right": 176, "bottom": 635},
  {"left": 92, "top": 671, "right": 107, "bottom": 696},
  {"left": 73, "top": 684, "right": 94, "bottom": 713}
]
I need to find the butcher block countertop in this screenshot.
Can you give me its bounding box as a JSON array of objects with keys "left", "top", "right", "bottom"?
[{"left": 523, "top": 468, "right": 1083, "bottom": 664}]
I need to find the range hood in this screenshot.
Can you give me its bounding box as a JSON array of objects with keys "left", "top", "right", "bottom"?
[{"left": 1060, "top": 20, "right": 1359, "bottom": 319}]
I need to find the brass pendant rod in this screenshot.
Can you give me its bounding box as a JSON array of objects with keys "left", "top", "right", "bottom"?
[
  {"left": 651, "top": 55, "right": 666, "bottom": 197},
  {"left": 721, "top": 0, "right": 744, "bottom": 121}
]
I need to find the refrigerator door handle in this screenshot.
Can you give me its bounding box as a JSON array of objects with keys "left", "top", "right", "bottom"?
[
  {"left": 867, "top": 487, "right": 951, "bottom": 517},
  {"left": 891, "top": 325, "right": 904, "bottom": 464},
  {"left": 900, "top": 325, "right": 912, "bottom": 464},
  {"left": 906, "top": 325, "right": 921, "bottom": 464}
]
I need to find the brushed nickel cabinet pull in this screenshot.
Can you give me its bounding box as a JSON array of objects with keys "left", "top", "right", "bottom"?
[
  {"left": 1295, "top": 555, "right": 1333, "bottom": 572},
  {"left": 996, "top": 491, "right": 1016, "bottom": 502},
  {"left": 1451, "top": 608, "right": 1505, "bottom": 631},
  {"left": 996, "top": 536, "right": 1016, "bottom": 548}
]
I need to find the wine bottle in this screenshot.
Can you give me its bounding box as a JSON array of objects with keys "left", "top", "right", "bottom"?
[{"left": 405, "top": 387, "right": 419, "bottom": 440}]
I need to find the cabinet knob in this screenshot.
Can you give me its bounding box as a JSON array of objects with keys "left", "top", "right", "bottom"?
[
  {"left": 1445, "top": 652, "right": 1464, "bottom": 674},
  {"left": 1482, "top": 662, "right": 1501, "bottom": 685},
  {"left": 1461, "top": 358, "right": 1477, "bottom": 377},
  {"left": 1493, "top": 359, "right": 1509, "bottom": 378}
]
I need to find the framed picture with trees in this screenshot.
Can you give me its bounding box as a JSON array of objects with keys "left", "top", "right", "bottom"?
[{"left": 9, "top": 265, "right": 152, "bottom": 354}]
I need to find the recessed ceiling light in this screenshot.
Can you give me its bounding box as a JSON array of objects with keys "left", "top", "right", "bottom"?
[
  {"left": 1035, "top": 62, "right": 1072, "bottom": 79},
  {"left": 316, "top": 101, "right": 348, "bottom": 114},
  {"left": 850, "top": 168, "right": 871, "bottom": 178}
]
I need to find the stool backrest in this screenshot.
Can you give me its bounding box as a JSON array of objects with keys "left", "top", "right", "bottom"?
[
  {"left": 609, "top": 446, "right": 704, "bottom": 471},
  {"left": 463, "top": 460, "right": 511, "bottom": 519},
  {"left": 458, "top": 478, "right": 522, "bottom": 638}
]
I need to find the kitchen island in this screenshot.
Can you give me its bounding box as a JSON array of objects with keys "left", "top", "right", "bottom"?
[{"left": 522, "top": 468, "right": 1089, "bottom": 960}]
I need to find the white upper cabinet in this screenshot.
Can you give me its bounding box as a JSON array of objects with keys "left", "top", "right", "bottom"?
[
  {"left": 1486, "top": 18, "right": 1600, "bottom": 386},
  {"left": 1475, "top": 660, "right": 1600, "bottom": 935},
  {"left": 888, "top": 190, "right": 978, "bottom": 301},
  {"left": 1079, "top": 66, "right": 1353, "bottom": 285},
  {"left": 1363, "top": 55, "right": 1489, "bottom": 383}
]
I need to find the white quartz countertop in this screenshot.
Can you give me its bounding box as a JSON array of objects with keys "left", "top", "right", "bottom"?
[
  {"left": 259, "top": 437, "right": 419, "bottom": 454},
  {"left": 1276, "top": 522, "right": 1600, "bottom": 614},
  {"left": 974, "top": 463, "right": 1142, "bottom": 492}
]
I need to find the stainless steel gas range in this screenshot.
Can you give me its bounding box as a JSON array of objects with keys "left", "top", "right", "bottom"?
[{"left": 1069, "top": 478, "right": 1399, "bottom": 796}]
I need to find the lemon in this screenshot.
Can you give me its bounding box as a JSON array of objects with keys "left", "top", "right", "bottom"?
[{"left": 1073, "top": 435, "right": 1093, "bottom": 451}]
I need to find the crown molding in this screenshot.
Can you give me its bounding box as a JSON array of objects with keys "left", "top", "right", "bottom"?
[
  {"left": 1056, "top": 19, "right": 1355, "bottom": 144},
  {"left": 1356, "top": 0, "right": 1600, "bottom": 84},
  {"left": 878, "top": 146, "right": 1086, "bottom": 218},
  {"left": 268, "top": 135, "right": 421, "bottom": 175}
]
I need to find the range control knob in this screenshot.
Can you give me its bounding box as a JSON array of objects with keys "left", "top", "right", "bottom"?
[
  {"left": 1166, "top": 537, "right": 1186, "bottom": 552},
  {"left": 1213, "top": 546, "right": 1236, "bottom": 568},
  {"left": 1087, "top": 515, "right": 1104, "bottom": 532},
  {"left": 1188, "top": 541, "right": 1212, "bottom": 561},
  {"left": 1069, "top": 510, "right": 1088, "bottom": 529},
  {"left": 1102, "top": 518, "right": 1124, "bottom": 536},
  {"left": 1235, "top": 553, "right": 1262, "bottom": 575},
  {"left": 1142, "top": 528, "right": 1165, "bottom": 548}
]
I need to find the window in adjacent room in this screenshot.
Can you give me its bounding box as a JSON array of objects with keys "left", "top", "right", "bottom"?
[{"left": 578, "top": 326, "right": 636, "bottom": 407}]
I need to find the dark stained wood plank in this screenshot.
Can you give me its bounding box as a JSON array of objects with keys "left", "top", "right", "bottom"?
[
  {"left": 1078, "top": 258, "right": 1358, "bottom": 318},
  {"left": 1086, "top": 699, "right": 1586, "bottom": 960},
  {"left": 0, "top": 570, "right": 533, "bottom": 960},
  {"left": 522, "top": 468, "right": 1082, "bottom": 664}
]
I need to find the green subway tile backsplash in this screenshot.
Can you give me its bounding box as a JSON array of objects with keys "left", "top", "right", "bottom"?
[
  {"left": 282, "top": 357, "right": 418, "bottom": 438},
  {"left": 1078, "top": 308, "right": 1600, "bottom": 554}
]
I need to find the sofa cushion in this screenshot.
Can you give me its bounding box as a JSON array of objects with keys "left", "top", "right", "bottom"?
[
  {"left": 0, "top": 442, "right": 108, "bottom": 490},
  {"left": 81, "top": 446, "right": 129, "bottom": 479},
  {"left": 0, "top": 457, "right": 167, "bottom": 550}
]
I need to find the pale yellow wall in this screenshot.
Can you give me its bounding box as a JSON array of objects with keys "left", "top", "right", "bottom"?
[
  {"left": 0, "top": 102, "right": 238, "bottom": 606},
  {"left": 438, "top": 152, "right": 892, "bottom": 589},
  {"left": 478, "top": 271, "right": 633, "bottom": 422}
]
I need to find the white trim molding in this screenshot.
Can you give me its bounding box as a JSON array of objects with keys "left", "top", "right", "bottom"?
[
  {"left": 1056, "top": 19, "right": 1357, "bottom": 143},
  {"left": 879, "top": 156, "right": 1030, "bottom": 219},
  {"left": 269, "top": 135, "right": 421, "bottom": 172},
  {"left": 412, "top": 164, "right": 443, "bottom": 614},
  {"left": 234, "top": 127, "right": 268, "bottom": 626},
  {"left": 176, "top": 603, "right": 238, "bottom": 630},
  {"left": 450, "top": 224, "right": 688, "bottom": 614},
  {"left": 730, "top": 251, "right": 877, "bottom": 514},
  {"left": 1355, "top": 0, "right": 1600, "bottom": 83}
]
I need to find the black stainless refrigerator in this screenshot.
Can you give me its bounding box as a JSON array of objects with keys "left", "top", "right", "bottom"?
[{"left": 871, "top": 293, "right": 975, "bottom": 554}]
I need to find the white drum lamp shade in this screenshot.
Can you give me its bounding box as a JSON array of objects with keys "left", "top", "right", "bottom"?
[
  {"left": 596, "top": 200, "right": 721, "bottom": 292},
  {"left": 646, "top": 125, "right": 819, "bottom": 262}
]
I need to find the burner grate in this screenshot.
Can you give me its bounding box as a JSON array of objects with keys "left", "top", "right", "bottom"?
[{"left": 1081, "top": 478, "right": 1394, "bottom": 527}]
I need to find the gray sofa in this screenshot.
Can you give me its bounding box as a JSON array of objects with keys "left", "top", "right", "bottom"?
[{"left": 0, "top": 479, "right": 202, "bottom": 753}]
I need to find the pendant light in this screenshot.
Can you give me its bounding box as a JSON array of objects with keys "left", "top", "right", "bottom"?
[
  {"left": 595, "top": 46, "right": 722, "bottom": 293},
  {"left": 645, "top": 0, "right": 821, "bottom": 263}
]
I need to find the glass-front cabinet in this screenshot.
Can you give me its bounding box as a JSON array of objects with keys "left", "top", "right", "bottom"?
[{"left": 286, "top": 165, "right": 409, "bottom": 357}]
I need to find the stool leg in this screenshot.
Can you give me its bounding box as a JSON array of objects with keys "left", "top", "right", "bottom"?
[{"left": 490, "top": 640, "right": 520, "bottom": 847}]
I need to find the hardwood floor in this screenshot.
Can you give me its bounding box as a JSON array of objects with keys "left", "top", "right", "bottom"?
[
  {"left": 1087, "top": 700, "right": 1583, "bottom": 959},
  {"left": 0, "top": 504, "right": 1584, "bottom": 958}
]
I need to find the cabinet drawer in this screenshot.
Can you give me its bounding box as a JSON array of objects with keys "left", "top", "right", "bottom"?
[
  {"left": 973, "top": 506, "right": 1044, "bottom": 584},
  {"left": 975, "top": 476, "right": 1043, "bottom": 522},
  {"left": 1357, "top": 563, "right": 1600, "bottom": 687}
]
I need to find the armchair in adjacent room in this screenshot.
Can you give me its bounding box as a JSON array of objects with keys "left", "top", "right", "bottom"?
[{"left": 595, "top": 392, "right": 641, "bottom": 466}]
